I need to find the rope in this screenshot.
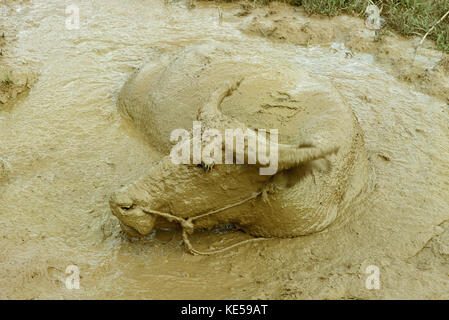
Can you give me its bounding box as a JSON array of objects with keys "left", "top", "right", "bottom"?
[
  {"left": 141, "top": 192, "right": 268, "bottom": 255},
  {"left": 182, "top": 229, "right": 268, "bottom": 256}
]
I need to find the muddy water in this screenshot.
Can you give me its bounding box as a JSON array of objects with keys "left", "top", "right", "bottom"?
[{"left": 1, "top": 0, "right": 448, "bottom": 299}]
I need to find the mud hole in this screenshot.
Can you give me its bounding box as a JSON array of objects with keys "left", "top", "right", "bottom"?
[{"left": 0, "top": 0, "right": 448, "bottom": 299}]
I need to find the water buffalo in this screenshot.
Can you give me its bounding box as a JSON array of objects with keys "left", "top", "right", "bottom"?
[{"left": 110, "top": 44, "right": 369, "bottom": 252}]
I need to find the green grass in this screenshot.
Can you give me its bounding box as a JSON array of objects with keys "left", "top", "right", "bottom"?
[
  {"left": 218, "top": 0, "right": 449, "bottom": 52},
  {"left": 377, "top": 0, "right": 449, "bottom": 52}
]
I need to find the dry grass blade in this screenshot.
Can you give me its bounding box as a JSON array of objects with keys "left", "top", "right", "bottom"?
[{"left": 416, "top": 8, "right": 449, "bottom": 51}]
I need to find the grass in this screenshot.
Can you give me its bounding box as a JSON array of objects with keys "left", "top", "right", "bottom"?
[{"left": 216, "top": 0, "right": 449, "bottom": 52}]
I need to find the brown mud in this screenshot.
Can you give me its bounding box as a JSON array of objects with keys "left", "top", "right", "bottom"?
[{"left": 0, "top": 0, "right": 448, "bottom": 299}]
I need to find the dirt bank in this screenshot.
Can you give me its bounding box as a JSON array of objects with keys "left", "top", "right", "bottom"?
[
  {"left": 239, "top": 3, "right": 449, "bottom": 103},
  {"left": 0, "top": 0, "right": 448, "bottom": 299}
]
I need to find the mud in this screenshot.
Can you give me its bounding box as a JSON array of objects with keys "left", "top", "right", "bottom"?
[
  {"left": 240, "top": 5, "right": 449, "bottom": 104},
  {"left": 0, "top": 65, "right": 37, "bottom": 108},
  {"left": 0, "top": 0, "right": 448, "bottom": 299},
  {"left": 0, "top": 2, "right": 37, "bottom": 108}
]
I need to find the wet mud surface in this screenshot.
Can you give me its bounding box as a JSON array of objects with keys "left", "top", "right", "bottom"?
[{"left": 0, "top": 0, "right": 448, "bottom": 299}]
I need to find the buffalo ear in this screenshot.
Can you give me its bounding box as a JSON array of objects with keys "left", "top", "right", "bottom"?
[{"left": 272, "top": 158, "right": 331, "bottom": 189}]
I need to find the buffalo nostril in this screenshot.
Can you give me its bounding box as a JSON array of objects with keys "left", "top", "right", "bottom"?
[{"left": 120, "top": 204, "right": 136, "bottom": 211}]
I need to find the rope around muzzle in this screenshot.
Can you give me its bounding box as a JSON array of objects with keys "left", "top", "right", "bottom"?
[{"left": 141, "top": 192, "right": 268, "bottom": 255}]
